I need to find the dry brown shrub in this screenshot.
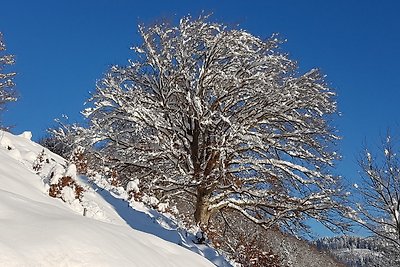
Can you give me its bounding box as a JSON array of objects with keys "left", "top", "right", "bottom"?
[
  {"left": 49, "top": 176, "right": 84, "bottom": 201},
  {"left": 70, "top": 148, "right": 88, "bottom": 174},
  {"left": 234, "top": 235, "right": 281, "bottom": 267}
]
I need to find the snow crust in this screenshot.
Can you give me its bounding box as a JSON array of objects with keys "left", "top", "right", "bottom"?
[{"left": 0, "top": 130, "right": 216, "bottom": 267}]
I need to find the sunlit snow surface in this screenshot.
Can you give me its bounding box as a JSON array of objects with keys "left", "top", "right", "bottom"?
[{"left": 0, "top": 130, "right": 225, "bottom": 267}]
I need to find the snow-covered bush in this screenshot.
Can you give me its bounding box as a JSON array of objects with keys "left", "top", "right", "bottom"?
[
  {"left": 49, "top": 175, "right": 84, "bottom": 202},
  {"left": 48, "top": 164, "right": 85, "bottom": 203},
  {"left": 32, "top": 149, "right": 49, "bottom": 172}
]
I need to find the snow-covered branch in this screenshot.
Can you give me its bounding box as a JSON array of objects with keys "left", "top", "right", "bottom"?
[{"left": 0, "top": 32, "right": 17, "bottom": 127}]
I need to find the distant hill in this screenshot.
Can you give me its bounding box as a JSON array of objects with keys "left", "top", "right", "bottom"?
[{"left": 314, "top": 235, "right": 384, "bottom": 267}]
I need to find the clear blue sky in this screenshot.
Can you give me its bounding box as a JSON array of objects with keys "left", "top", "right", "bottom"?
[{"left": 1, "top": 0, "right": 400, "bottom": 237}]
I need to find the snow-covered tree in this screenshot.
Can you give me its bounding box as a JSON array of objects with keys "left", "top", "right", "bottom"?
[
  {"left": 0, "top": 32, "right": 17, "bottom": 127},
  {"left": 41, "top": 118, "right": 84, "bottom": 159},
  {"left": 351, "top": 135, "right": 400, "bottom": 264},
  {"left": 81, "top": 15, "right": 348, "bottom": 233}
]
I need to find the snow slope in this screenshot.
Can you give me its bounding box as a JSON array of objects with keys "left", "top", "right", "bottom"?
[{"left": 0, "top": 130, "right": 217, "bottom": 266}]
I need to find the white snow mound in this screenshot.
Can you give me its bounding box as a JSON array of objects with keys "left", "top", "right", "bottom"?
[{"left": 0, "top": 130, "right": 215, "bottom": 267}]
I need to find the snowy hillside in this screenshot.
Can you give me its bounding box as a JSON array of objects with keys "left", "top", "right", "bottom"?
[{"left": 0, "top": 130, "right": 226, "bottom": 266}]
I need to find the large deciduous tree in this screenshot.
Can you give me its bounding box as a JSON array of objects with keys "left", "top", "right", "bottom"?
[
  {"left": 81, "top": 16, "right": 347, "bottom": 233},
  {"left": 0, "top": 32, "right": 17, "bottom": 126}
]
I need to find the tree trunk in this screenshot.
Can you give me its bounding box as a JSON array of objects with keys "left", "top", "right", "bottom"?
[{"left": 194, "top": 187, "right": 212, "bottom": 228}]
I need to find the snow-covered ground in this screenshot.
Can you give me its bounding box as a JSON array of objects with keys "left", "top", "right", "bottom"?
[{"left": 0, "top": 130, "right": 228, "bottom": 266}]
